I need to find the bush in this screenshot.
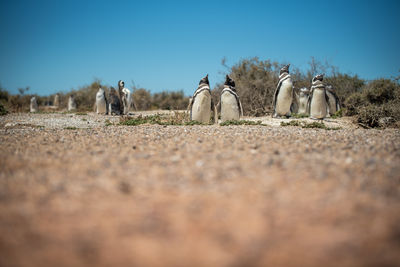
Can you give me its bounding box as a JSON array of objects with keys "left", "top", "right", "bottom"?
[
  {"left": 325, "top": 73, "right": 365, "bottom": 106},
  {"left": 0, "top": 102, "right": 8, "bottom": 115},
  {"left": 214, "top": 57, "right": 280, "bottom": 116},
  {"left": 132, "top": 88, "right": 152, "bottom": 111},
  {"left": 363, "top": 79, "right": 398, "bottom": 105},
  {"left": 345, "top": 92, "right": 363, "bottom": 116},
  {"left": 345, "top": 79, "right": 400, "bottom": 128}
]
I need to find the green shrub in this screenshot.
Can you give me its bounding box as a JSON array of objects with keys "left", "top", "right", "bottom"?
[
  {"left": 220, "top": 120, "right": 263, "bottom": 126},
  {"left": 280, "top": 120, "right": 302, "bottom": 127},
  {"left": 363, "top": 79, "right": 398, "bottom": 105},
  {"left": 345, "top": 79, "right": 400, "bottom": 128},
  {"left": 281, "top": 120, "right": 341, "bottom": 130},
  {"left": 0, "top": 102, "right": 8, "bottom": 116}
]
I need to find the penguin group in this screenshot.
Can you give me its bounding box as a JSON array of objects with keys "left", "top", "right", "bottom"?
[
  {"left": 28, "top": 66, "right": 340, "bottom": 121},
  {"left": 188, "top": 74, "right": 243, "bottom": 124},
  {"left": 93, "top": 80, "right": 137, "bottom": 115},
  {"left": 188, "top": 64, "right": 341, "bottom": 123}
]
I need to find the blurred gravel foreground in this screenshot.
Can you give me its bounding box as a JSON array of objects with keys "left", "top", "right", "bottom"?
[{"left": 1, "top": 112, "right": 399, "bottom": 267}]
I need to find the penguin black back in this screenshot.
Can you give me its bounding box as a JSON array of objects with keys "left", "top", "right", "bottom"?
[{"left": 109, "top": 87, "right": 122, "bottom": 115}]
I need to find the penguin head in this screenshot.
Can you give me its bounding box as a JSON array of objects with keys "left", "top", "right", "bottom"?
[
  {"left": 98, "top": 87, "right": 104, "bottom": 93},
  {"left": 312, "top": 74, "right": 324, "bottom": 83},
  {"left": 31, "top": 96, "right": 36, "bottom": 101},
  {"left": 224, "top": 75, "right": 235, "bottom": 87},
  {"left": 118, "top": 80, "right": 125, "bottom": 88},
  {"left": 199, "top": 74, "right": 209, "bottom": 86},
  {"left": 299, "top": 87, "right": 310, "bottom": 96},
  {"left": 280, "top": 64, "right": 290, "bottom": 75}
]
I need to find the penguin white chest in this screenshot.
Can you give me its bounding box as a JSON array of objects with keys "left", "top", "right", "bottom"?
[
  {"left": 122, "top": 88, "right": 132, "bottom": 114},
  {"left": 327, "top": 92, "right": 337, "bottom": 114},
  {"left": 275, "top": 79, "right": 293, "bottom": 115},
  {"left": 310, "top": 89, "right": 327, "bottom": 119},
  {"left": 96, "top": 94, "right": 107, "bottom": 114},
  {"left": 298, "top": 95, "right": 308, "bottom": 114},
  {"left": 30, "top": 99, "right": 38, "bottom": 112},
  {"left": 221, "top": 92, "right": 240, "bottom": 122},
  {"left": 68, "top": 98, "right": 76, "bottom": 111},
  {"left": 191, "top": 91, "right": 211, "bottom": 123}
]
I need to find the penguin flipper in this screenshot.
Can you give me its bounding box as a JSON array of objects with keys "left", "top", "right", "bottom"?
[
  {"left": 306, "top": 91, "right": 312, "bottom": 115},
  {"left": 334, "top": 93, "right": 341, "bottom": 111},
  {"left": 239, "top": 99, "right": 244, "bottom": 117},
  {"left": 187, "top": 96, "right": 194, "bottom": 120},
  {"left": 211, "top": 99, "right": 218, "bottom": 124},
  {"left": 105, "top": 92, "right": 109, "bottom": 115},
  {"left": 216, "top": 100, "right": 221, "bottom": 113},
  {"left": 325, "top": 91, "right": 331, "bottom": 114},
  {"left": 272, "top": 82, "right": 281, "bottom": 117}
]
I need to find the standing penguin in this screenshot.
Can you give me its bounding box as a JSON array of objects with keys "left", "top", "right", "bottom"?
[
  {"left": 326, "top": 85, "right": 341, "bottom": 116},
  {"left": 188, "top": 74, "right": 217, "bottom": 124},
  {"left": 272, "top": 64, "right": 294, "bottom": 118},
  {"left": 95, "top": 87, "right": 108, "bottom": 114},
  {"left": 219, "top": 75, "right": 243, "bottom": 122},
  {"left": 54, "top": 94, "right": 60, "bottom": 108},
  {"left": 307, "top": 74, "right": 330, "bottom": 119},
  {"left": 108, "top": 87, "right": 122, "bottom": 115},
  {"left": 30, "top": 96, "right": 38, "bottom": 112},
  {"left": 118, "top": 80, "right": 136, "bottom": 114},
  {"left": 297, "top": 87, "right": 310, "bottom": 115},
  {"left": 68, "top": 94, "right": 76, "bottom": 111}
]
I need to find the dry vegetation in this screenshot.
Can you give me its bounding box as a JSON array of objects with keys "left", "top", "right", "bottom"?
[
  {"left": 0, "top": 112, "right": 400, "bottom": 267},
  {"left": 2, "top": 57, "right": 399, "bottom": 128}
]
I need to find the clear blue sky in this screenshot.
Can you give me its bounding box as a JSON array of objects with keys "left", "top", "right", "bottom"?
[{"left": 0, "top": 0, "right": 399, "bottom": 96}]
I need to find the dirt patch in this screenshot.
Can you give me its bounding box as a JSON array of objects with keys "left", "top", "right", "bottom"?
[{"left": 1, "top": 112, "right": 399, "bottom": 267}]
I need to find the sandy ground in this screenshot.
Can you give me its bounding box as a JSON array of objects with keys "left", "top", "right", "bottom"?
[{"left": 0, "top": 112, "right": 399, "bottom": 267}]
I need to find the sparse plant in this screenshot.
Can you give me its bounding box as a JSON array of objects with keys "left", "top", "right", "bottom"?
[
  {"left": 281, "top": 120, "right": 341, "bottom": 130},
  {"left": 0, "top": 103, "right": 8, "bottom": 116},
  {"left": 220, "top": 120, "right": 263, "bottom": 126},
  {"left": 290, "top": 113, "right": 309, "bottom": 119},
  {"left": 120, "top": 113, "right": 210, "bottom": 126},
  {"left": 281, "top": 121, "right": 303, "bottom": 127}
]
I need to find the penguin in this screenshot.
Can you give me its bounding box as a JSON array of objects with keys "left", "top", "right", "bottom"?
[
  {"left": 54, "top": 94, "right": 60, "bottom": 108},
  {"left": 68, "top": 94, "right": 76, "bottom": 111},
  {"left": 219, "top": 75, "right": 243, "bottom": 122},
  {"left": 30, "top": 96, "right": 38, "bottom": 112},
  {"left": 326, "top": 85, "right": 341, "bottom": 116},
  {"left": 118, "top": 80, "right": 136, "bottom": 114},
  {"left": 272, "top": 64, "right": 294, "bottom": 118},
  {"left": 187, "top": 74, "right": 217, "bottom": 124},
  {"left": 307, "top": 74, "right": 330, "bottom": 119},
  {"left": 95, "top": 87, "right": 108, "bottom": 114},
  {"left": 297, "top": 87, "right": 310, "bottom": 115},
  {"left": 108, "top": 87, "right": 122, "bottom": 115}
]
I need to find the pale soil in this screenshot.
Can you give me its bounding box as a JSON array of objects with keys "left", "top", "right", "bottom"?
[{"left": 1, "top": 112, "right": 400, "bottom": 267}]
